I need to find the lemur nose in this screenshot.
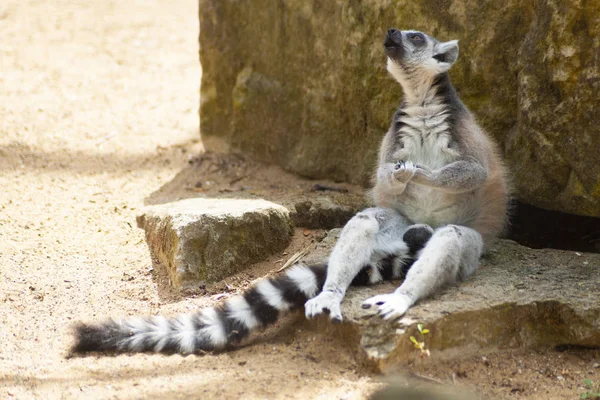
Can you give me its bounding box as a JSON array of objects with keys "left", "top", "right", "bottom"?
[{"left": 385, "top": 28, "right": 402, "bottom": 48}]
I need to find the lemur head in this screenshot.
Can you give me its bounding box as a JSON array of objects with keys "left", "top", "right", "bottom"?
[{"left": 384, "top": 28, "right": 459, "bottom": 85}]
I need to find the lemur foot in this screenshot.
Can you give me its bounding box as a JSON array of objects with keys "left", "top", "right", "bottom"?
[
  {"left": 305, "top": 291, "right": 343, "bottom": 323},
  {"left": 361, "top": 292, "right": 413, "bottom": 320}
]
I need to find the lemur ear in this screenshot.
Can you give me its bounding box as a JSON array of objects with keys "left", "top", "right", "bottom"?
[{"left": 433, "top": 40, "right": 459, "bottom": 66}]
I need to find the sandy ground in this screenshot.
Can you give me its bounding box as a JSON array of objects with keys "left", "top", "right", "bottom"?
[
  {"left": 2, "top": 1, "right": 599, "bottom": 399},
  {"left": 0, "top": 1, "right": 376, "bottom": 398}
]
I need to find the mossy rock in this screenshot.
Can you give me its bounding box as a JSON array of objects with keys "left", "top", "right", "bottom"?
[
  {"left": 199, "top": 0, "right": 600, "bottom": 217},
  {"left": 137, "top": 198, "right": 293, "bottom": 289}
]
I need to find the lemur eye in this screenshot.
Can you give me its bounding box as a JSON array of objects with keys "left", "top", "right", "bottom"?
[{"left": 411, "top": 34, "right": 423, "bottom": 41}]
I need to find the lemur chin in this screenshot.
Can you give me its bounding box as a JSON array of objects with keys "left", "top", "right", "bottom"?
[{"left": 70, "top": 29, "right": 509, "bottom": 356}]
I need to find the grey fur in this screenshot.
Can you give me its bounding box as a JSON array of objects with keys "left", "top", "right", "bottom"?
[{"left": 410, "top": 160, "right": 488, "bottom": 193}]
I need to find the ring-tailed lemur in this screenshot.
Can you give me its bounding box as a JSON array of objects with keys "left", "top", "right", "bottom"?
[{"left": 70, "top": 29, "right": 508, "bottom": 355}]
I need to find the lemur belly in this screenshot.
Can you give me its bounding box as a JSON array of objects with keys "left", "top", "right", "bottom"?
[{"left": 393, "top": 186, "right": 477, "bottom": 228}]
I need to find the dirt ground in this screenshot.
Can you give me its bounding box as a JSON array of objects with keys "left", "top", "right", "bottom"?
[
  {"left": 0, "top": 1, "right": 378, "bottom": 399},
  {"left": 1, "top": 1, "right": 598, "bottom": 399}
]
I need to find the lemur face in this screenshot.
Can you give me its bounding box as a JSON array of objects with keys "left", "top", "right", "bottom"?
[{"left": 384, "top": 28, "right": 459, "bottom": 79}]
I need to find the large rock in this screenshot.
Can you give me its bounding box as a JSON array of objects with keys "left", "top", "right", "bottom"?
[
  {"left": 199, "top": 0, "right": 600, "bottom": 217},
  {"left": 508, "top": 0, "right": 600, "bottom": 216},
  {"left": 136, "top": 198, "right": 293, "bottom": 289},
  {"left": 300, "top": 231, "right": 600, "bottom": 371}
]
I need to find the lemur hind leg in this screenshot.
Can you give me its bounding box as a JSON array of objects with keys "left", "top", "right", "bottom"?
[
  {"left": 351, "top": 223, "right": 434, "bottom": 285},
  {"left": 305, "top": 207, "right": 413, "bottom": 323},
  {"left": 362, "top": 224, "right": 482, "bottom": 320}
]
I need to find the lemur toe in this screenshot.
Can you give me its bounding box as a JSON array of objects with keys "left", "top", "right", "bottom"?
[
  {"left": 326, "top": 302, "right": 343, "bottom": 323},
  {"left": 329, "top": 304, "right": 343, "bottom": 323}
]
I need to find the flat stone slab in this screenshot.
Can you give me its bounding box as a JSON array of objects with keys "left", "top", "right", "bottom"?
[
  {"left": 137, "top": 198, "right": 293, "bottom": 289},
  {"left": 300, "top": 233, "right": 600, "bottom": 371},
  {"left": 145, "top": 152, "right": 368, "bottom": 230}
]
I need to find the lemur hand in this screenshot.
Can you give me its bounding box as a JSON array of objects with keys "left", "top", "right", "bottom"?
[
  {"left": 377, "top": 163, "right": 402, "bottom": 186},
  {"left": 393, "top": 161, "right": 418, "bottom": 183},
  {"left": 410, "top": 165, "right": 435, "bottom": 185}
]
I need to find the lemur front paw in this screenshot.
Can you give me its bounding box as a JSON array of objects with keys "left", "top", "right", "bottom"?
[
  {"left": 305, "top": 291, "right": 343, "bottom": 323},
  {"left": 393, "top": 161, "right": 418, "bottom": 183},
  {"left": 395, "top": 161, "right": 430, "bottom": 171},
  {"left": 361, "top": 292, "right": 413, "bottom": 320}
]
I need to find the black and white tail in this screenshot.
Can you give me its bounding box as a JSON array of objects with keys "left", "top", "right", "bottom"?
[
  {"left": 71, "top": 263, "right": 327, "bottom": 355},
  {"left": 71, "top": 225, "right": 432, "bottom": 356}
]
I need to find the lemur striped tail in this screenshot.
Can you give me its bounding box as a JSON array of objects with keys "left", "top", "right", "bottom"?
[
  {"left": 70, "top": 263, "right": 327, "bottom": 355},
  {"left": 71, "top": 225, "right": 432, "bottom": 356}
]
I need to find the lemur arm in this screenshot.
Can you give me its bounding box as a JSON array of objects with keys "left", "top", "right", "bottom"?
[
  {"left": 375, "top": 122, "right": 414, "bottom": 187},
  {"left": 410, "top": 160, "right": 487, "bottom": 193},
  {"left": 376, "top": 106, "right": 423, "bottom": 186}
]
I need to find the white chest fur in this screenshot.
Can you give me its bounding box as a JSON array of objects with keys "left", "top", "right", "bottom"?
[
  {"left": 392, "top": 103, "right": 459, "bottom": 169},
  {"left": 382, "top": 102, "right": 469, "bottom": 227}
]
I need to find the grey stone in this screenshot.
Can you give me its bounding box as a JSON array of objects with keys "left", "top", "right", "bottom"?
[
  {"left": 300, "top": 232, "right": 600, "bottom": 371},
  {"left": 291, "top": 198, "right": 362, "bottom": 229},
  {"left": 301, "top": 228, "right": 341, "bottom": 264},
  {"left": 199, "top": 0, "right": 600, "bottom": 217},
  {"left": 136, "top": 198, "right": 293, "bottom": 289}
]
